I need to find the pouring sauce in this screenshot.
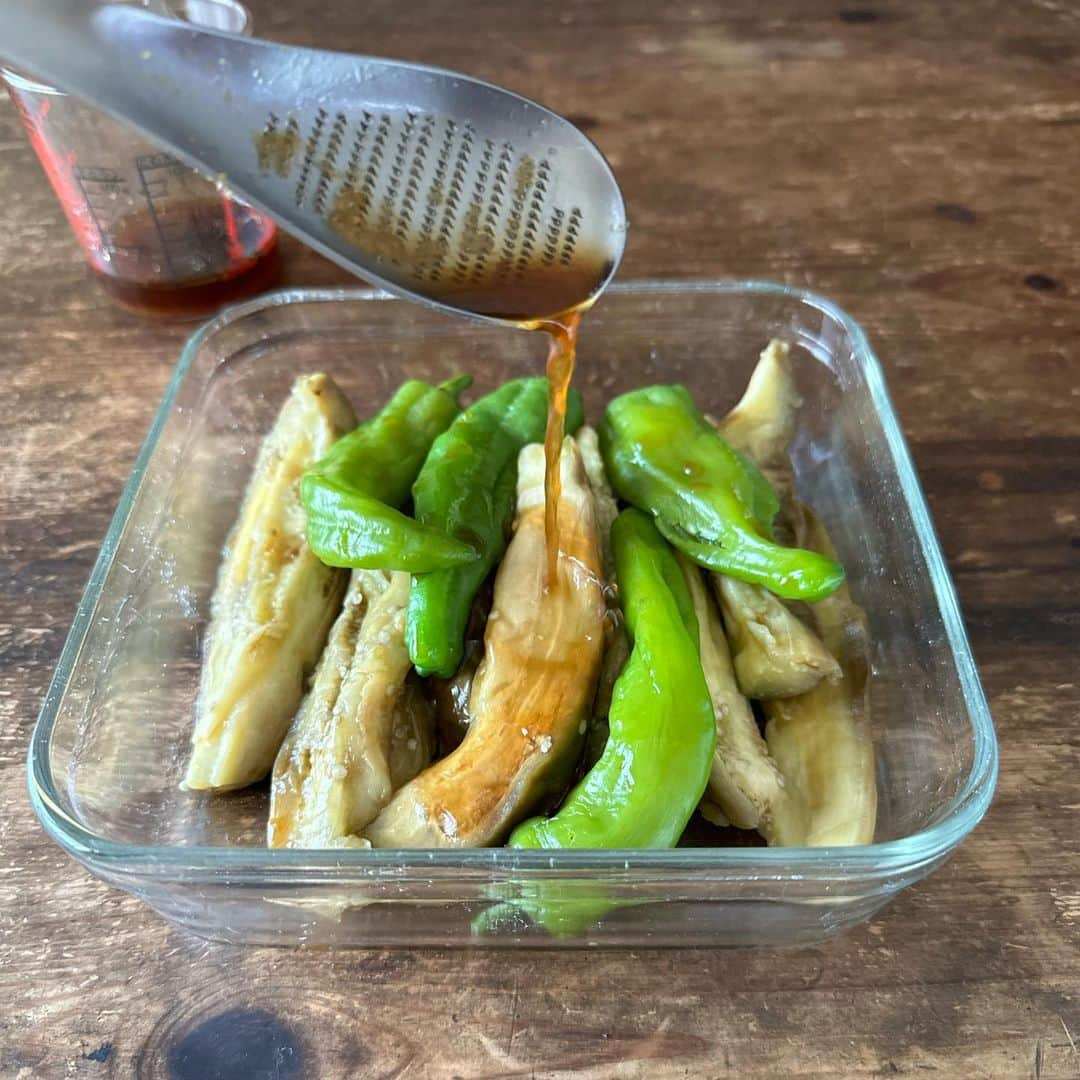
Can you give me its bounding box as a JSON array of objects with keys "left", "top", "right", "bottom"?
[
  {"left": 485, "top": 306, "right": 589, "bottom": 590},
  {"left": 539, "top": 312, "right": 582, "bottom": 585},
  {"left": 321, "top": 166, "right": 611, "bottom": 586},
  {"left": 314, "top": 128, "right": 615, "bottom": 582}
]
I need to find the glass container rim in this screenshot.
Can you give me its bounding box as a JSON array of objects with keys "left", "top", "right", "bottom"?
[{"left": 27, "top": 278, "right": 998, "bottom": 881}]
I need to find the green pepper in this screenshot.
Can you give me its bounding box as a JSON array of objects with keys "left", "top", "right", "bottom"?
[
  {"left": 301, "top": 377, "right": 478, "bottom": 573},
  {"left": 472, "top": 881, "right": 628, "bottom": 941},
  {"left": 406, "top": 377, "right": 584, "bottom": 678},
  {"left": 509, "top": 508, "right": 716, "bottom": 850},
  {"left": 598, "top": 385, "right": 844, "bottom": 602}
]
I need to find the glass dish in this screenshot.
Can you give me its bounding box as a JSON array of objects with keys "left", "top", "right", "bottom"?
[{"left": 28, "top": 281, "right": 997, "bottom": 947}]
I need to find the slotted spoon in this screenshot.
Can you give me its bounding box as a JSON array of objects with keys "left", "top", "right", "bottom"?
[{"left": 0, "top": 0, "right": 627, "bottom": 324}]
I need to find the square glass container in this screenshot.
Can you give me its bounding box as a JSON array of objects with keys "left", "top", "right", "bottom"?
[{"left": 28, "top": 281, "right": 997, "bottom": 947}]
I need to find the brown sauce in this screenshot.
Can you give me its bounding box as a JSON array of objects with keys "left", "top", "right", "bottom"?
[
  {"left": 432, "top": 259, "right": 611, "bottom": 325},
  {"left": 539, "top": 312, "right": 582, "bottom": 585},
  {"left": 94, "top": 246, "right": 281, "bottom": 317},
  {"left": 477, "top": 292, "right": 596, "bottom": 591},
  {"left": 89, "top": 198, "right": 279, "bottom": 318}
]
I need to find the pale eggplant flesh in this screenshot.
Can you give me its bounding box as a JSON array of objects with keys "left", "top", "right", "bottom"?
[
  {"left": 714, "top": 574, "right": 840, "bottom": 700},
  {"left": 365, "top": 437, "right": 607, "bottom": 848},
  {"left": 267, "top": 569, "right": 435, "bottom": 849},
  {"left": 678, "top": 554, "right": 786, "bottom": 832},
  {"left": 762, "top": 505, "right": 877, "bottom": 847},
  {"left": 718, "top": 338, "right": 801, "bottom": 504},
  {"left": 184, "top": 373, "right": 356, "bottom": 792},
  {"left": 713, "top": 339, "right": 840, "bottom": 700}
]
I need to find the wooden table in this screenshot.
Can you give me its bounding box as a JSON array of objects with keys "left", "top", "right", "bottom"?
[{"left": 2, "top": 1, "right": 1078, "bottom": 1076}]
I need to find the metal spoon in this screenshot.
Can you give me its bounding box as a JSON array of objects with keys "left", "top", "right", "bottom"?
[{"left": 0, "top": 0, "right": 626, "bottom": 325}]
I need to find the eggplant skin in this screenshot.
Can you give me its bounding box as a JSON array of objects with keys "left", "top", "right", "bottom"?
[
  {"left": 184, "top": 374, "right": 356, "bottom": 792},
  {"left": 364, "top": 437, "right": 607, "bottom": 848},
  {"left": 267, "top": 569, "right": 435, "bottom": 849}
]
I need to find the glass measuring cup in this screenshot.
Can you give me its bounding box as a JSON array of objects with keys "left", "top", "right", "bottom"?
[{"left": 2, "top": 0, "right": 279, "bottom": 317}]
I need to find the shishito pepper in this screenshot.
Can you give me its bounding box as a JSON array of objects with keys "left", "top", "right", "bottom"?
[
  {"left": 406, "top": 377, "right": 584, "bottom": 678},
  {"left": 301, "top": 377, "right": 479, "bottom": 573},
  {"left": 475, "top": 509, "right": 714, "bottom": 937},
  {"left": 510, "top": 508, "right": 716, "bottom": 850},
  {"left": 598, "top": 385, "right": 845, "bottom": 602}
]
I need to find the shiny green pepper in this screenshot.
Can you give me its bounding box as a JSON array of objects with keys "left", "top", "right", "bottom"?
[
  {"left": 407, "top": 376, "right": 584, "bottom": 678},
  {"left": 301, "top": 377, "right": 478, "bottom": 573},
  {"left": 472, "top": 880, "right": 624, "bottom": 941},
  {"left": 598, "top": 384, "right": 844, "bottom": 602},
  {"left": 509, "top": 508, "right": 716, "bottom": 850}
]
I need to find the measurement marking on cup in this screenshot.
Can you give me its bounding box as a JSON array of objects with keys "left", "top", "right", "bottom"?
[
  {"left": 133, "top": 152, "right": 207, "bottom": 275},
  {"left": 72, "top": 166, "right": 130, "bottom": 256}
]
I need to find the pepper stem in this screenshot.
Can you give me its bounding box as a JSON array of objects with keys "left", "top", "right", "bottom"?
[{"left": 438, "top": 374, "right": 473, "bottom": 401}]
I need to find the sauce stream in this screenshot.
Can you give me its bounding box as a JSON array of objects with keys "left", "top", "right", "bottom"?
[{"left": 539, "top": 311, "right": 582, "bottom": 586}]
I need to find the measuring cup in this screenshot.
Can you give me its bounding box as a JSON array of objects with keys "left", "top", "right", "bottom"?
[{"left": 2, "top": 0, "right": 278, "bottom": 316}]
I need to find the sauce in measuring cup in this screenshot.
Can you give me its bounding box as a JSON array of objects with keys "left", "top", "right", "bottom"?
[
  {"left": 2, "top": 0, "right": 279, "bottom": 318},
  {"left": 90, "top": 194, "right": 279, "bottom": 316}
]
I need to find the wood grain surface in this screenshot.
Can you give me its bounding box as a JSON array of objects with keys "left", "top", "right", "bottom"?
[{"left": 2, "top": 0, "right": 1079, "bottom": 1076}]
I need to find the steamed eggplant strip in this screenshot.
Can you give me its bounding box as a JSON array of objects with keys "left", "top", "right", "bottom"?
[
  {"left": 762, "top": 672, "right": 875, "bottom": 846},
  {"left": 761, "top": 510, "right": 876, "bottom": 846},
  {"left": 712, "top": 338, "right": 839, "bottom": 700},
  {"left": 267, "top": 570, "right": 435, "bottom": 849},
  {"left": 714, "top": 575, "right": 840, "bottom": 699},
  {"left": 697, "top": 799, "right": 731, "bottom": 828},
  {"left": 793, "top": 504, "right": 872, "bottom": 661},
  {"left": 365, "top": 437, "right": 607, "bottom": 848},
  {"left": 428, "top": 425, "right": 614, "bottom": 758},
  {"left": 717, "top": 338, "right": 801, "bottom": 503},
  {"left": 577, "top": 426, "right": 619, "bottom": 579},
  {"left": 678, "top": 555, "right": 786, "bottom": 832},
  {"left": 184, "top": 374, "right": 356, "bottom": 792},
  {"left": 714, "top": 339, "right": 876, "bottom": 845},
  {"left": 576, "top": 426, "right": 629, "bottom": 767},
  {"left": 760, "top": 505, "right": 876, "bottom": 846}
]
